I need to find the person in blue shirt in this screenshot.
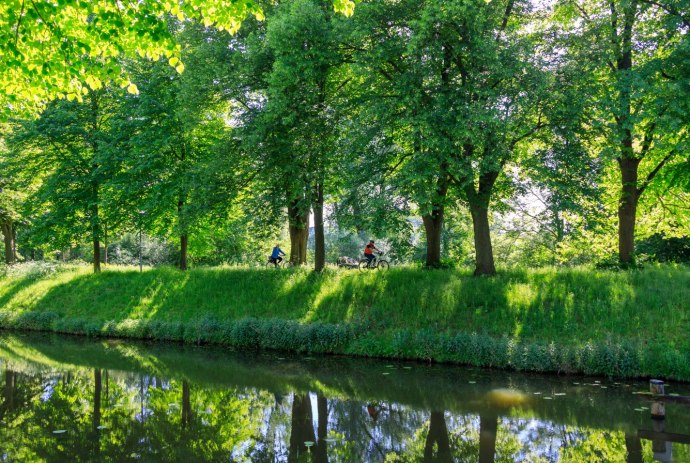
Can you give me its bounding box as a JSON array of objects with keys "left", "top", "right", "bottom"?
[{"left": 269, "top": 244, "right": 286, "bottom": 267}]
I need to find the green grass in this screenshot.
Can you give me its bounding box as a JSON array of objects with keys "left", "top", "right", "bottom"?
[{"left": 0, "top": 263, "right": 688, "bottom": 379}]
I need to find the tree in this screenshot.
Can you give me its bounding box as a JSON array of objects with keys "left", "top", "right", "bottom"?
[
  {"left": 556, "top": 0, "right": 690, "bottom": 266},
  {"left": 344, "top": 0, "right": 548, "bottom": 273},
  {"left": 0, "top": 0, "right": 355, "bottom": 118},
  {"left": 112, "top": 37, "right": 227, "bottom": 270},
  {"left": 515, "top": 69, "right": 605, "bottom": 264},
  {"left": 244, "top": 0, "right": 351, "bottom": 269},
  {"left": 0, "top": 168, "right": 23, "bottom": 264},
  {"left": 10, "top": 90, "right": 121, "bottom": 272},
  {"left": 423, "top": 411, "right": 451, "bottom": 463},
  {"left": 289, "top": 393, "right": 316, "bottom": 463}
]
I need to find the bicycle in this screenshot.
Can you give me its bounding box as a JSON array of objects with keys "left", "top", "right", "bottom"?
[
  {"left": 265, "top": 257, "right": 292, "bottom": 269},
  {"left": 359, "top": 252, "right": 389, "bottom": 271}
]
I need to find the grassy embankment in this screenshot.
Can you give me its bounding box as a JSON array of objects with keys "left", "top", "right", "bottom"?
[{"left": 0, "top": 264, "right": 688, "bottom": 380}]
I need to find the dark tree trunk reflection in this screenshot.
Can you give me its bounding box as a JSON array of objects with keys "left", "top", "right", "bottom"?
[
  {"left": 1, "top": 370, "right": 16, "bottom": 418},
  {"left": 93, "top": 368, "right": 102, "bottom": 431},
  {"left": 625, "top": 432, "right": 643, "bottom": 463},
  {"left": 424, "top": 410, "right": 451, "bottom": 463},
  {"left": 289, "top": 393, "right": 315, "bottom": 463},
  {"left": 479, "top": 413, "right": 498, "bottom": 463}
]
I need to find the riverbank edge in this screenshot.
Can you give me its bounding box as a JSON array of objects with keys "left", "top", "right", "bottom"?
[{"left": 1, "top": 312, "right": 687, "bottom": 381}]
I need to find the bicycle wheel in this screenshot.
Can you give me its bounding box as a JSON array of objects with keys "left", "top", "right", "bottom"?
[
  {"left": 265, "top": 260, "right": 277, "bottom": 269},
  {"left": 377, "top": 259, "right": 390, "bottom": 270},
  {"left": 358, "top": 260, "right": 371, "bottom": 271},
  {"left": 282, "top": 260, "right": 295, "bottom": 268}
]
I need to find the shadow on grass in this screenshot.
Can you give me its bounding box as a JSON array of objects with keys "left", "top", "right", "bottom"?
[
  {"left": 0, "top": 276, "right": 45, "bottom": 309},
  {"left": 303, "top": 266, "right": 689, "bottom": 347},
  {"left": 1, "top": 265, "right": 689, "bottom": 380},
  {"left": 14, "top": 266, "right": 333, "bottom": 325},
  {"left": 4, "top": 265, "right": 689, "bottom": 351}
]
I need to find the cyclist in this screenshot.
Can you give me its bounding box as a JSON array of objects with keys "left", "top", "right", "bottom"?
[
  {"left": 269, "top": 243, "right": 286, "bottom": 267},
  {"left": 363, "top": 240, "right": 382, "bottom": 267}
]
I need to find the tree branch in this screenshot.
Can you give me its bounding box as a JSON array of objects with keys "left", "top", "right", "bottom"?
[
  {"left": 496, "top": 0, "right": 516, "bottom": 42},
  {"left": 639, "top": 0, "right": 690, "bottom": 28},
  {"left": 332, "top": 76, "right": 353, "bottom": 96},
  {"left": 638, "top": 150, "right": 676, "bottom": 196},
  {"left": 510, "top": 121, "right": 546, "bottom": 148},
  {"left": 15, "top": 0, "right": 25, "bottom": 47},
  {"left": 384, "top": 151, "right": 414, "bottom": 179},
  {"left": 639, "top": 120, "right": 656, "bottom": 158},
  {"left": 572, "top": 1, "right": 592, "bottom": 21},
  {"left": 609, "top": 0, "right": 621, "bottom": 60}
]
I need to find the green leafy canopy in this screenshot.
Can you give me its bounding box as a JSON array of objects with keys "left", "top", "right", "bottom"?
[{"left": 0, "top": 0, "right": 355, "bottom": 119}]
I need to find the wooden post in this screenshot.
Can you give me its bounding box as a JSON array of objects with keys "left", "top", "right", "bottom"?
[
  {"left": 650, "top": 379, "right": 666, "bottom": 420},
  {"left": 650, "top": 380, "right": 672, "bottom": 462}
]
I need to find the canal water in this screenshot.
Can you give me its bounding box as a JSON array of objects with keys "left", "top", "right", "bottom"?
[{"left": 0, "top": 333, "right": 688, "bottom": 462}]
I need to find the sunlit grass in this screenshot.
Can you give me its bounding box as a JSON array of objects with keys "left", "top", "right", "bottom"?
[{"left": 0, "top": 263, "right": 688, "bottom": 378}]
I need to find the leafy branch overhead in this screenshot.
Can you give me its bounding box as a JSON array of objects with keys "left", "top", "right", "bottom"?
[{"left": 0, "top": 0, "right": 356, "bottom": 118}]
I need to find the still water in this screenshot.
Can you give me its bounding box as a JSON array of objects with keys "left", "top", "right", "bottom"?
[{"left": 0, "top": 333, "right": 689, "bottom": 463}]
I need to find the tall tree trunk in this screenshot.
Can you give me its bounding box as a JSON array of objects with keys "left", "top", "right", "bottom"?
[
  {"left": 314, "top": 183, "right": 325, "bottom": 272},
  {"left": 180, "top": 234, "right": 188, "bottom": 271},
  {"left": 419, "top": 45, "right": 453, "bottom": 270},
  {"left": 423, "top": 411, "right": 451, "bottom": 463},
  {"left": 613, "top": 1, "right": 639, "bottom": 267},
  {"left": 1, "top": 221, "right": 15, "bottom": 265},
  {"left": 89, "top": 92, "right": 101, "bottom": 274},
  {"left": 462, "top": 148, "right": 498, "bottom": 276},
  {"left": 288, "top": 393, "right": 315, "bottom": 463},
  {"left": 91, "top": 182, "right": 101, "bottom": 273},
  {"left": 103, "top": 224, "right": 108, "bottom": 265},
  {"left": 93, "top": 237, "right": 101, "bottom": 273},
  {"left": 469, "top": 201, "right": 496, "bottom": 276},
  {"left": 314, "top": 395, "right": 328, "bottom": 463},
  {"left": 617, "top": 157, "right": 640, "bottom": 266},
  {"left": 422, "top": 161, "right": 449, "bottom": 268},
  {"left": 288, "top": 200, "right": 308, "bottom": 265},
  {"left": 479, "top": 412, "right": 498, "bottom": 463},
  {"left": 178, "top": 199, "right": 188, "bottom": 271},
  {"left": 423, "top": 209, "right": 444, "bottom": 268}
]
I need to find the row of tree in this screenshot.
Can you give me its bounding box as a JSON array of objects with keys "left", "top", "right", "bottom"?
[{"left": 1, "top": 0, "right": 689, "bottom": 275}]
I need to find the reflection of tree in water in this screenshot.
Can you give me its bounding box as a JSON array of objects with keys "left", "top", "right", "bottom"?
[
  {"left": 0, "top": 363, "right": 682, "bottom": 462},
  {"left": 479, "top": 412, "right": 498, "bottom": 463},
  {"left": 328, "top": 400, "right": 427, "bottom": 461},
  {"left": 0, "top": 368, "right": 265, "bottom": 462},
  {"left": 424, "top": 411, "right": 451, "bottom": 462},
  {"left": 289, "top": 393, "right": 316, "bottom": 463},
  {"left": 286, "top": 393, "right": 331, "bottom": 463},
  {"left": 3, "top": 369, "right": 17, "bottom": 415},
  {"left": 249, "top": 390, "right": 292, "bottom": 462}
]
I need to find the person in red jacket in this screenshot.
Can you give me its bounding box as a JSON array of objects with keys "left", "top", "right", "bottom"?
[{"left": 363, "top": 240, "right": 382, "bottom": 267}]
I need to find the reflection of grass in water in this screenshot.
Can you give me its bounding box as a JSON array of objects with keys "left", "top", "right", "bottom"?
[{"left": 0, "top": 264, "right": 688, "bottom": 378}]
